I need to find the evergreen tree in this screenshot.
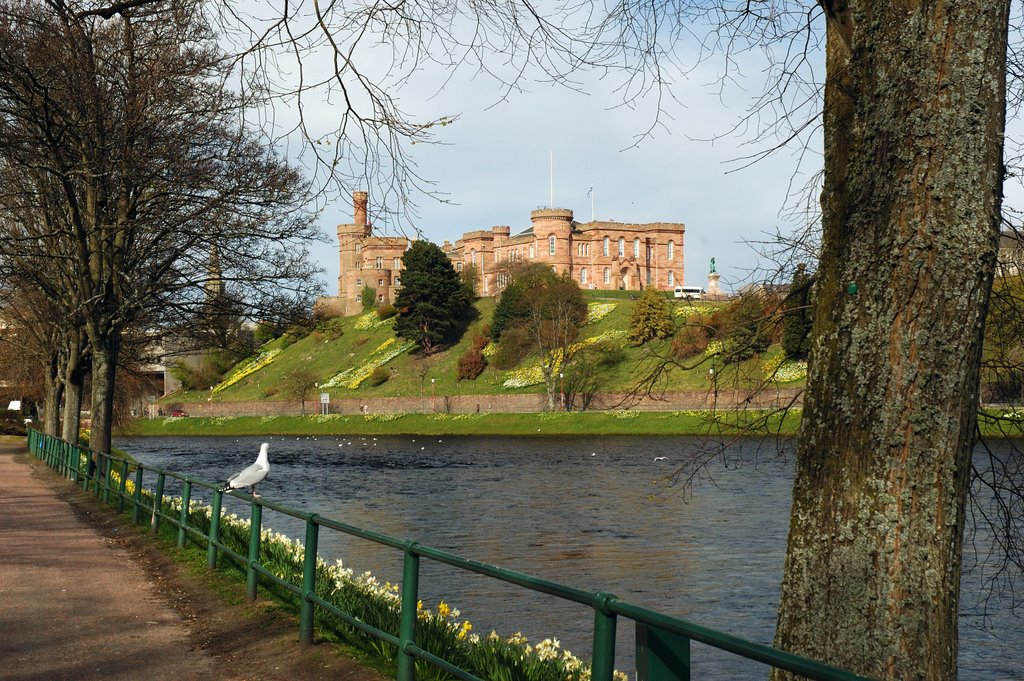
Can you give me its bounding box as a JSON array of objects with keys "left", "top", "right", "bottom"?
[
  {"left": 781, "top": 264, "right": 813, "bottom": 360},
  {"left": 394, "top": 241, "right": 473, "bottom": 353},
  {"left": 627, "top": 288, "right": 674, "bottom": 345}
]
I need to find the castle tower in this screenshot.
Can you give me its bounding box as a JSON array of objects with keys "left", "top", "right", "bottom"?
[
  {"left": 530, "top": 208, "right": 574, "bottom": 277},
  {"left": 337, "top": 191, "right": 373, "bottom": 312}
]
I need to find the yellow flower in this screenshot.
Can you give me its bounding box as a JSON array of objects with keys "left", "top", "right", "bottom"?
[{"left": 437, "top": 601, "right": 450, "bottom": 618}]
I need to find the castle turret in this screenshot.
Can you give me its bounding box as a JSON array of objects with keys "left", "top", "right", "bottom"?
[{"left": 530, "top": 208, "right": 574, "bottom": 276}]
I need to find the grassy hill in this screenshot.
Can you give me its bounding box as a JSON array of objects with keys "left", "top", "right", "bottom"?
[{"left": 163, "top": 292, "right": 805, "bottom": 407}]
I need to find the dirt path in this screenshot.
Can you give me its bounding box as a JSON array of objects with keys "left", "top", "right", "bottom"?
[{"left": 0, "top": 438, "right": 388, "bottom": 681}]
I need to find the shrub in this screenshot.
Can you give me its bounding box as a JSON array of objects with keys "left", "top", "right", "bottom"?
[
  {"left": 457, "top": 347, "right": 487, "bottom": 380},
  {"left": 376, "top": 304, "right": 398, "bottom": 320},
  {"left": 354, "top": 335, "right": 370, "bottom": 347},
  {"left": 672, "top": 324, "right": 710, "bottom": 359},
  {"left": 491, "top": 326, "right": 532, "bottom": 370},
  {"left": 264, "top": 386, "right": 279, "bottom": 397},
  {"left": 361, "top": 285, "right": 377, "bottom": 311},
  {"left": 367, "top": 367, "right": 390, "bottom": 387},
  {"left": 628, "top": 288, "right": 674, "bottom": 345}
]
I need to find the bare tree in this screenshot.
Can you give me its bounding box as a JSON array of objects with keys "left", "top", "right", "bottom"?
[{"left": 0, "top": 0, "right": 322, "bottom": 454}]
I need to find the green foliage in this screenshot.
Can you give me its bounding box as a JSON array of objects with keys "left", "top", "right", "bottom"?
[
  {"left": 376, "top": 304, "right": 397, "bottom": 320},
  {"left": 0, "top": 409, "right": 27, "bottom": 435},
  {"left": 721, "top": 294, "right": 772, "bottom": 364},
  {"left": 490, "top": 263, "right": 562, "bottom": 341},
  {"left": 781, "top": 264, "right": 813, "bottom": 360},
  {"left": 367, "top": 367, "right": 391, "bottom": 387},
  {"left": 394, "top": 241, "right": 476, "bottom": 353},
  {"left": 627, "top": 288, "right": 674, "bottom": 345},
  {"left": 361, "top": 285, "right": 377, "bottom": 312}
]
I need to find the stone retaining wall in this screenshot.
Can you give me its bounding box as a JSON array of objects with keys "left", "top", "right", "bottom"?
[{"left": 168, "top": 388, "right": 803, "bottom": 418}]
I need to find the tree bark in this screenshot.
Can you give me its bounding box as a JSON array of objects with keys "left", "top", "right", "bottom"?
[
  {"left": 61, "top": 332, "right": 86, "bottom": 443},
  {"left": 41, "top": 353, "right": 63, "bottom": 437},
  {"left": 87, "top": 327, "right": 121, "bottom": 456},
  {"left": 772, "top": 2, "right": 1009, "bottom": 679}
]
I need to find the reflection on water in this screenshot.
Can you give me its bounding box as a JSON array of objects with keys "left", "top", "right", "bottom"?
[{"left": 115, "top": 434, "right": 1021, "bottom": 679}]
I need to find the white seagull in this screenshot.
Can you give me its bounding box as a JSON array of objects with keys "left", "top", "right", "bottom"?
[
  {"left": 221, "top": 442, "right": 271, "bottom": 497},
  {"left": 653, "top": 456, "right": 668, "bottom": 462}
]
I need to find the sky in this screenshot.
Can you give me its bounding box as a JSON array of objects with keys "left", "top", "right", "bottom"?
[{"left": 276, "top": 14, "right": 826, "bottom": 298}]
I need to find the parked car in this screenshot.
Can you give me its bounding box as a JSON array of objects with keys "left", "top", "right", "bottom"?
[{"left": 170, "top": 409, "right": 189, "bottom": 417}]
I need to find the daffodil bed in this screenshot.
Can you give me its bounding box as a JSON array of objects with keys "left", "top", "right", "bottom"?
[
  {"left": 321, "top": 338, "right": 417, "bottom": 390},
  {"left": 106, "top": 467, "right": 625, "bottom": 681},
  {"left": 212, "top": 349, "right": 283, "bottom": 393}
]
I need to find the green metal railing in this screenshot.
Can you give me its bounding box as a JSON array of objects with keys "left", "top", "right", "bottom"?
[{"left": 26, "top": 428, "right": 871, "bottom": 681}]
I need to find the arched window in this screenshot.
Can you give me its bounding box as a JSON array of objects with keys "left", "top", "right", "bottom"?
[
  {"left": 603, "top": 267, "right": 610, "bottom": 284},
  {"left": 581, "top": 268, "right": 588, "bottom": 285},
  {"left": 603, "top": 236, "right": 609, "bottom": 256},
  {"left": 667, "top": 240, "right": 675, "bottom": 261},
  {"left": 548, "top": 235, "right": 556, "bottom": 255},
  {"left": 471, "top": 249, "right": 477, "bottom": 265},
  {"left": 618, "top": 238, "right": 625, "bottom": 257},
  {"left": 634, "top": 238, "right": 640, "bottom": 258},
  {"left": 530, "top": 244, "right": 535, "bottom": 258},
  {"left": 667, "top": 271, "right": 675, "bottom": 287}
]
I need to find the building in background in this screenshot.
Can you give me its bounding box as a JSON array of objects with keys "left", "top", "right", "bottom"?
[{"left": 316, "top": 192, "right": 686, "bottom": 317}]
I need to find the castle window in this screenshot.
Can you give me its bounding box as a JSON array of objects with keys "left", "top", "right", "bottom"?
[
  {"left": 647, "top": 244, "right": 653, "bottom": 259},
  {"left": 530, "top": 244, "right": 535, "bottom": 258},
  {"left": 395, "top": 277, "right": 401, "bottom": 286},
  {"left": 603, "top": 236, "right": 609, "bottom": 256},
  {"left": 355, "top": 243, "right": 362, "bottom": 253},
  {"left": 646, "top": 270, "right": 652, "bottom": 285},
  {"left": 356, "top": 278, "right": 363, "bottom": 287},
  {"left": 456, "top": 262, "right": 463, "bottom": 272},
  {"left": 376, "top": 256, "right": 383, "bottom": 269},
  {"left": 581, "top": 268, "right": 588, "bottom": 285},
  {"left": 634, "top": 238, "right": 640, "bottom": 258},
  {"left": 667, "top": 240, "right": 675, "bottom": 260},
  {"left": 603, "top": 267, "right": 610, "bottom": 284},
  {"left": 667, "top": 271, "right": 674, "bottom": 287},
  {"left": 378, "top": 278, "right": 384, "bottom": 286},
  {"left": 618, "top": 238, "right": 624, "bottom": 257},
  {"left": 548, "top": 235, "right": 556, "bottom": 255},
  {"left": 393, "top": 257, "right": 401, "bottom": 269},
  {"left": 471, "top": 249, "right": 477, "bottom": 265}
]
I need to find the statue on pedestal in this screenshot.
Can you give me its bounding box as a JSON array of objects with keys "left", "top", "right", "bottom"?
[{"left": 710, "top": 257, "right": 716, "bottom": 274}]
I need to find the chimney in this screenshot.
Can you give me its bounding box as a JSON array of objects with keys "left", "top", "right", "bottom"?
[{"left": 353, "top": 191, "right": 368, "bottom": 226}]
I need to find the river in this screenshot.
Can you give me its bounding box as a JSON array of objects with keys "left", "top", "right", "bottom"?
[{"left": 113, "top": 434, "right": 1022, "bottom": 679}]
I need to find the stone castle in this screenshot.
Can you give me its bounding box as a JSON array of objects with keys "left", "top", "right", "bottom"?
[{"left": 317, "top": 191, "right": 686, "bottom": 317}]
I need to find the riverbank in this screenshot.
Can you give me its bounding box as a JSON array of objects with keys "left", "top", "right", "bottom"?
[{"left": 122, "top": 408, "right": 803, "bottom": 438}]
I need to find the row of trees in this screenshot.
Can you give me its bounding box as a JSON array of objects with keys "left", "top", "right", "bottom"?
[{"left": 0, "top": 1, "right": 321, "bottom": 454}]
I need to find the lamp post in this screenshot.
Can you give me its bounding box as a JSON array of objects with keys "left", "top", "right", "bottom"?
[
  {"left": 431, "top": 378, "right": 436, "bottom": 413},
  {"left": 559, "top": 372, "right": 565, "bottom": 410}
]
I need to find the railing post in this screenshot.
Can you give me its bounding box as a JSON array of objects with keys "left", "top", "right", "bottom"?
[
  {"left": 299, "top": 514, "right": 320, "bottom": 645},
  {"left": 246, "top": 501, "right": 263, "bottom": 602},
  {"left": 397, "top": 542, "right": 421, "bottom": 681},
  {"left": 208, "top": 490, "right": 223, "bottom": 569},
  {"left": 103, "top": 455, "right": 113, "bottom": 504},
  {"left": 118, "top": 460, "right": 129, "bottom": 513},
  {"left": 132, "top": 466, "right": 144, "bottom": 524},
  {"left": 591, "top": 592, "right": 618, "bottom": 681},
  {"left": 151, "top": 471, "right": 166, "bottom": 533},
  {"left": 177, "top": 480, "right": 192, "bottom": 548}
]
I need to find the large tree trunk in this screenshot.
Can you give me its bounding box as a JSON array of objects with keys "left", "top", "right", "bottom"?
[
  {"left": 87, "top": 327, "right": 120, "bottom": 456},
  {"left": 61, "top": 332, "right": 86, "bottom": 443},
  {"left": 772, "top": 2, "right": 1009, "bottom": 679},
  {"left": 41, "top": 352, "right": 63, "bottom": 437}
]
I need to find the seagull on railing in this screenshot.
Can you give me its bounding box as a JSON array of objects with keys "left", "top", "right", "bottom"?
[{"left": 221, "top": 442, "right": 270, "bottom": 497}]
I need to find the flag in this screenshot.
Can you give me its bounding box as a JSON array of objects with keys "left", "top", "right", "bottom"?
[{"left": 587, "top": 185, "right": 593, "bottom": 197}]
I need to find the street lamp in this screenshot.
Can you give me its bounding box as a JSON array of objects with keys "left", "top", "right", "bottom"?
[
  {"left": 431, "top": 377, "right": 436, "bottom": 413},
  {"left": 559, "top": 372, "right": 565, "bottom": 410}
]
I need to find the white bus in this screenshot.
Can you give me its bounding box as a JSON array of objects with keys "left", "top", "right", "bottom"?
[{"left": 674, "top": 286, "right": 705, "bottom": 299}]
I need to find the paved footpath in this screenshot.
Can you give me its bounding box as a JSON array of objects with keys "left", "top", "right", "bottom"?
[{"left": 0, "top": 438, "right": 218, "bottom": 680}]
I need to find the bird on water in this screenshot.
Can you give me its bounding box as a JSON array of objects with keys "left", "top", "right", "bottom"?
[{"left": 221, "top": 442, "right": 270, "bottom": 497}]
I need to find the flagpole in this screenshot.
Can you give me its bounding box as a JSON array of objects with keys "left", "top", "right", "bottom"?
[
  {"left": 549, "top": 151, "right": 554, "bottom": 207},
  {"left": 591, "top": 187, "right": 595, "bottom": 221}
]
